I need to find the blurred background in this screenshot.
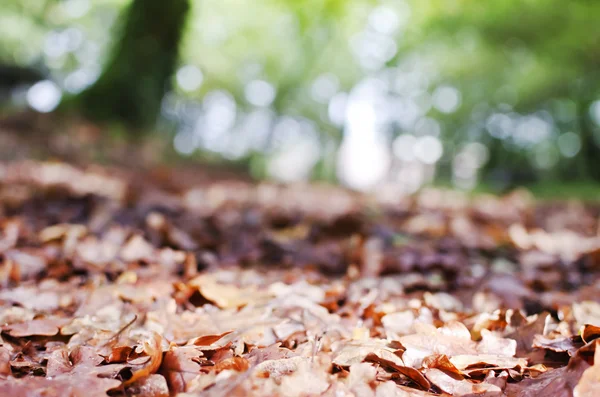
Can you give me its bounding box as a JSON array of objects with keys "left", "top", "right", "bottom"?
[{"left": 1, "top": 0, "right": 599, "bottom": 195}]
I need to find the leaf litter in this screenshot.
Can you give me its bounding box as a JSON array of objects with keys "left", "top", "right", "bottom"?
[{"left": 0, "top": 161, "right": 600, "bottom": 396}]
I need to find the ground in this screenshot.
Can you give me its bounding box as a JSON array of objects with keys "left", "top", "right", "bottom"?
[{"left": 0, "top": 160, "right": 599, "bottom": 396}]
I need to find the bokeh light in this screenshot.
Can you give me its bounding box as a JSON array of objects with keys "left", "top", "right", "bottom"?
[
  {"left": 27, "top": 80, "right": 62, "bottom": 113},
  {"left": 2, "top": 0, "right": 599, "bottom": 192}
]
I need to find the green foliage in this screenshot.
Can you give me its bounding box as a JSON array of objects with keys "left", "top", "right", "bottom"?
[
  {"left": 1, "top": 0, "right": 600, "bottom": 186},
  {"left": 180, "top": 0, "right": 375, "bottom": 109}
]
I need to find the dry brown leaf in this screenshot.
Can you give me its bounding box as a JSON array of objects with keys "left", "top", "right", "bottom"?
[
  {"left": 506, "top": 312, "right": 549, "bottom": 356},
  {"left": 399, "top": 322, "right": 478, "bottom": 368},
  {"left": 0, "top": 375, "right": 121, "bottom": 396},
  {"left": 581, "top": 324, "right": 600, "bottom": 344},
  {"left": 189, "top": 275, "right": 272, "bottom": 309},
  {"left": 123, "top": 332, "right": 164, "bottom": 386},
  {"left": 477, "top": 329, "right": 517, "bottom": 356},
  {"left": 255, "top": 356, "right": 304, "bottom": 380},
  {"left": 0, "top": 346, "right": 11, "bottom": 375},
  {"left": 382, "top": 311, "right": 416, "bottom": 337},
  {"left": 424, "top": 368, "right": 503, "bottom": 396},
  {"left": 214, "top": 357, "right": 250, "bottom": 373},
  {"left": 574, "top": 342, "right": 600, "bottom": 397},
  {"left": 333, "top": 339, "right": 404, "bottom": 368},
  {"left": 127, "top": 374, "right": 170, "bottom": 397},
  {"left": 365, "top": 352, "right": 431, "bottom": 390},
  {"left": 573, "top": 301, "right": 600, "bottom": 328},
  {"left": 532, "top": 334, "right": 580, "bottom": 356},
  {"left": 449, "top": 354, "right": 528, "bottom": 372},
  {"left": 375, "top": 381, "right": 439, "bottom": 396},
  {"left": 46, "top": 348, "right": 73, "bottom": 376},
  {"left": 422, "top": 354, "right": 463, "bottom": 378},
  {"left": 120, "top": 235, "right": 155, "bottom": 262},
  {"left": 159, "top": 345, "right": 203, "bottom": 393},
  {"left": 190, "top": 331, "right": 234, "bottom": 347},
  {"left": 347, "top": 362, "right": 377, "bottom": 396},
  {"left": 3, "top": 160, "right": 600, "bottom": 397},
  {"left": 105, "top": 345, "right": 134, "bottom": 363},
  {"left": 4, "top": 317, "right": 70, "bottom": 337},
  {"left": 504, "top": 356, "right": 589, "bottom": 397},
  {"left": 279, "top": 358, "right": 330, "bottom": 397}
]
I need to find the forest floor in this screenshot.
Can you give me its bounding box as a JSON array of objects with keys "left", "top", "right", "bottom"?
[{"left": 0, "top": 159, "right": 600, "bottom": 397}]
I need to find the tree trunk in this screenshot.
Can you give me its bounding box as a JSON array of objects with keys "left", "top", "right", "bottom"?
[
  {"left": 76, "top": 0, "right": 190, "bottom": 130},
  {"left": 578, "top": 100, "right": 600, "bottom": 182}
]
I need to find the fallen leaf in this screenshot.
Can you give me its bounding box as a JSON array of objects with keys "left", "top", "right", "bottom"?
[
  {"left": 449, "top": 354, "right": 528, "bottom": 372},
  {"left": 190, "top": 331, "right": 233, "bottom": 347},
  {"left": 127, "top": 374, "right": 170, "bottom": 397},
  {"left": 214, "top": 357, "right": 250, "bottom": 373},
  {"left": 399, "top": 322, "right": 477, "bottom": 368},
  {"left": 365, "top": 352, "right": 430, "bottom": 390},
  {"left": 424, "top": 368, "right": 503, "bottom": 396},
  {"left": 123, "top": 332, "right": 164, "bottom": 386},
  {"left": 574, "top": 342, "right": 600, "bottom": 397},
  {"left": 4, "top": 317, "right": 70, "bottom": 337},
  {"left": 189, "top": 275, "right": 271, "bottom": 309},
  {"left": 0, "top": 374, "right": 121, "bottom": 396},
  {"left": 504, "top": 355, "right": 590, "bottom": 397},
  {"left": 581, "top": 324, "right": 600, "bottom": 344},
  {"left": 422, "top": 354, "right": 463, "bottom": 378},
  {"left": 159, "top": 345, "right": 202, "bottom": 393},
  {"left": 333, "top": 340, "right": 404, "bottom": 368}
]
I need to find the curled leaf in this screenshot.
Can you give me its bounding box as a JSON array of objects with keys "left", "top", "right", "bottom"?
[{"left": 123, "top": 332, "right": 163, "bottom": 386}]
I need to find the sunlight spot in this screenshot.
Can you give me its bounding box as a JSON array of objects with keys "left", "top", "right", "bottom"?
[
  {"left": 311, "top": 74, "right": 339, "bottom": 103},
  {"left": 350, "top": 31, "right": 397, "bottom": 71},
  {"left": 64, "top": 68, "right": 99, "bottom": 93},
  {"left": 241, "top": 109, "right": 273, "bottom": 151},
  {"left": 221, "top": 128, "right": 250, "bottom": 160},
  {"left": 271, "top": 117, "right": 302, "bottom": 150},
  {"left": 176, "top": 65, "right": 204, "bottom": 92},
  {"left": 328, "top": 92, "right": 348, "bottom": 126},
  {"left": 368, "top": 6, "right": 400, "bottom": 35},
  {"left": 453, "top": 151, "right": 478, "bottom": 179},
  {"left": 337, "top": 93, "right": 390, "bottom": 191},
  {"left": 557, "top": 132, "right": 581, "bottom": 158},
  {"left": 513, "top": 115, "right": 552, "bottom": 148},
  {"left": 75, "top": 42, "right": 100, "bottom": 66},
  {"left": 245, "top": 80, "right": 276, "bottom": 107},
  {"left": 432, "top": 85, "right": 461, "bottom": 114},
  {"left": 337, "top": 137, "right": 390, "bottom": 191},
  {"left": 391, "top": 98, "right": 421, "bottom": 129},
  {"left": 44, "top": 31, "right": 69, "bottom": 59},
  {"left": 203, "top": 19, "right": 229, "bottom": 46},
  {"left": 63, "top": 0, "right": 90, "bottom": 19},
  {"left": 486, "top": 113, "right": 513, "bottom": 139},
  {"left": 238, "top": 62, "right": 263, "bottom": 82},
  {"left": 201, "top": 90, "right": 237, "bottom": 152},
  {"left": 173, "top": 132, "right": 197, "bottom": 156},
  {"left": 393, "top": 134, "right": 417, "bottom": 161},
  {"left": 203, "top": 90, "right": 236, "bottom": 132},
  {"left": 27, "top": 80, "right": 62, "bottom": 113},
  {"left": 268, "top": 133, "right": 321, "bottom": 182},
  {"left": 462, "top": 142, "right": 489, "bottom": 167},
  {"left": 345, "top": 99, "right": 377, "bottom": 135},
  {"left": 413, "top": 91, "right": 432, "bottom": 115},
  {"left": 415, "top": 117, "right": 441, "bottom": 137},
  {"left": 64, "top": 28, "right": 84, "bottom": 52},
  {"left": 414, "top": 136, "right": 443, "bottom": 164}
]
